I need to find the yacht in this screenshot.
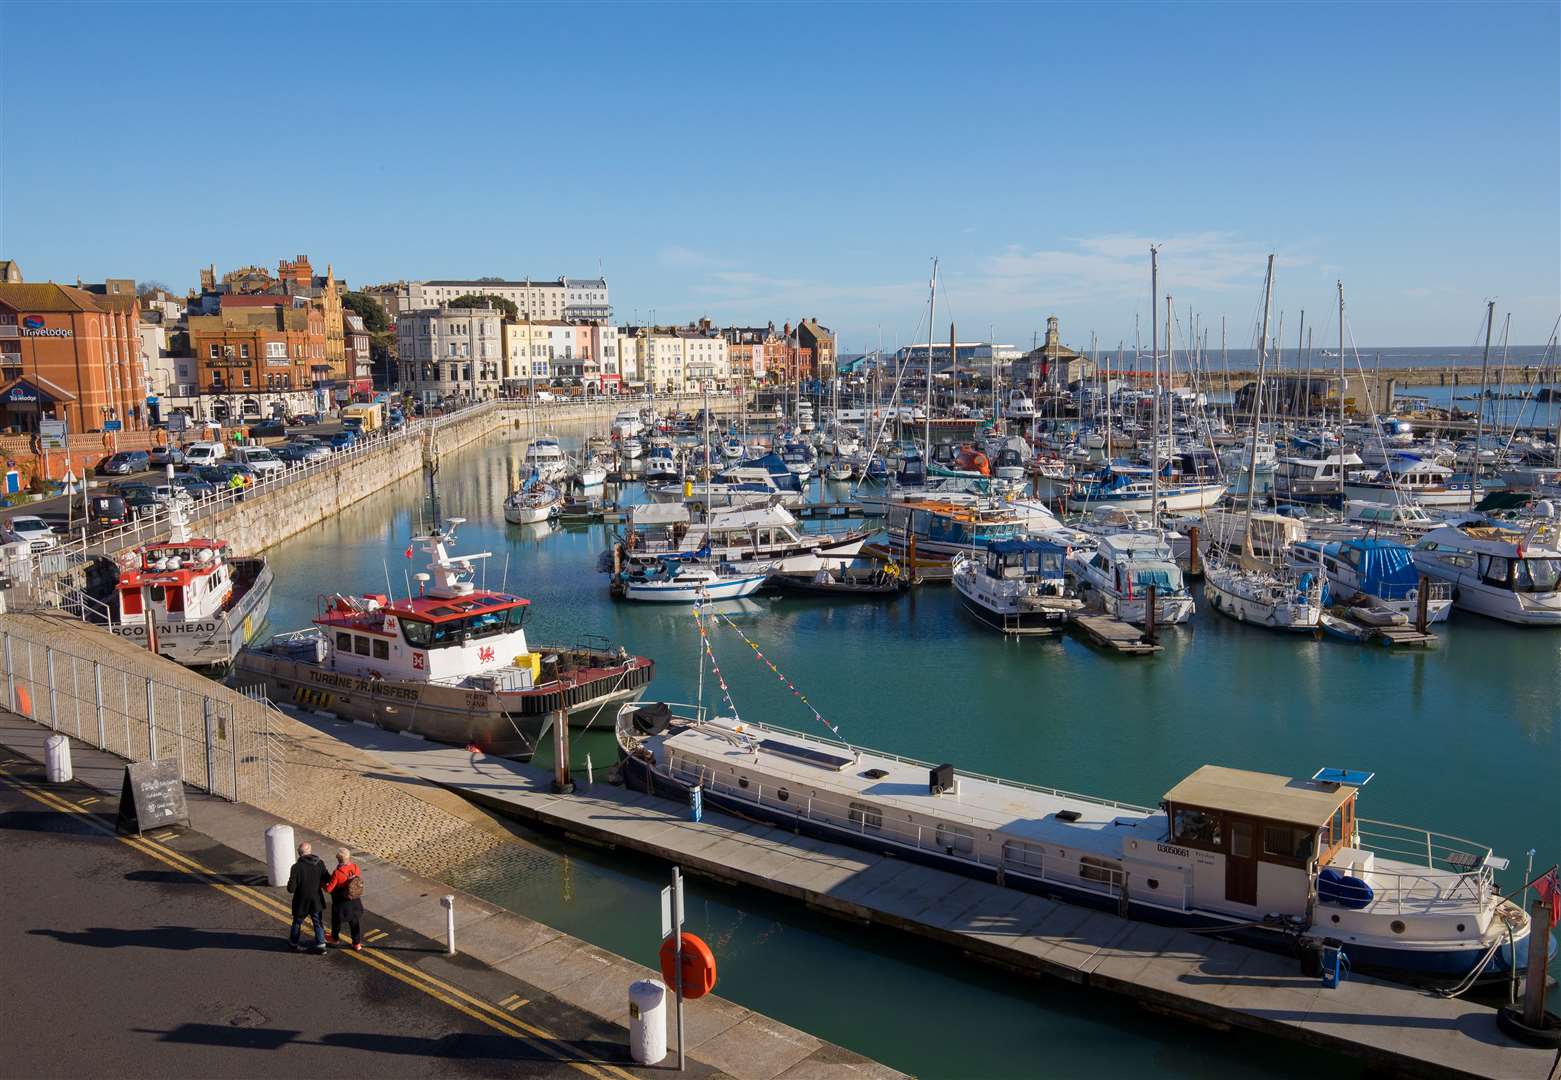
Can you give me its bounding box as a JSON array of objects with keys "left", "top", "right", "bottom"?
[
  {"left": 1202, "top": 556, "right": 1324, "bottom": 632},
  {"left": 884, "top": 498, "right": 1028, "bottom": 559},
  {"left": 620, "top": 560, "right": 768, "bottom": 603},
  {"left": 1066, "top": 532, "right": 1196, "bottom": 626},
  {"left": 612, "top": 410, "right": 644, "bottom": 438},
  {"left": 235, "top": 521, "right": 654, "bottom": 755},
  {"left": 1292, "top": 538, "right": 1452, "bottom": 623},
  {"left": 1274, "top": 452, "right": 1363, "bottom": 503},
  {"left": 503, "top": 478, "right": 562, "bottom": 525},
  {"left": 620, "top": 503, "right": 870, "bottom": 575},
  {"left": 952, "top": 539, "right": 1081, "bottom": 634},
  {"left": 1344, "top": 457, "right": 1490, "bottom": 508},
  {"left": 1007, "top": 391, "right": 1035, "bottom": 419},
  {"left": 1065, "top": 464, "right": 1226, "bottom": 514},
  {"left": 619, "top": 436, "right": 645, "bottom": 460},
  {"left": 1411, "top": 524, "right": 1561, "bottom": 625},
  {"left": 643, "top": 438, "right": 680, "bottom": 480},
  {"left": 522, "top": 436, "right": 570, "bottom": 483},
  {"left": 619, "top": 707, "right": 1540, "bottom": 982},
  {"left": 647, "top": 452, "right": 807, "bottom": 510}
]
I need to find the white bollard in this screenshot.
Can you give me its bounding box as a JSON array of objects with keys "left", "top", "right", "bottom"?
[
  {"left": 44, "top": 734, "right": 72, "bottom": 783},
  {"left": 264, "top": 824, "right": 296, "bottom": 887},
  {"left": 441, "top": 894, "right": 456, "bottom": 955},
  {"left": 628, "top": 979, "right": 668, "bottom": 1065}
]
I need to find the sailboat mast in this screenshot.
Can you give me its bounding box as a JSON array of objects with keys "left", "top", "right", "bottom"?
[
  {"left": 1243, "top": 255, "right": 1276, "bottom": 542},
  {"left": 1471, "top": 300, "right": 1495, "bottom": 510},
  {"left": 924, "top": 259, "right": 937, "bottom": 458},
  {"left": 1337, "top": 281, "right": 1346, "bottom": 508},
  {"left": 1150, "top": 245, "right": 1161, "bottom": 528}
]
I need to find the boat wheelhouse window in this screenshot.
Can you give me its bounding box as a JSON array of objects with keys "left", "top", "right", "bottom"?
[
  {"left": 373, "top": 639, "right": 390, "bottom": 661},
  {"left": 1173, "top": 808, "right": 1221, "bottom": 848},
  {"left": 848, "top": 802, "right": 882, "bottom": 832},
  {"left": 1329, "top": 807, "right": 1347, "bottom": 848},
  {"left": 1263, "top": 824, "right": 1315, "bottom": 862},
  {"left": 354, "top": 635, "right": 372, "bottom": 656},
  {"left": 934, "top": 823, "right": 975, "bottom": 855},
  {"left": 1478, "top": 554, "right": 1511, "bottom": 588},
  {"left": 336, "top": 632, "right": 353, "bottom": 652},
  {"left": 1513, "top": 558, "right": 1560, "bottom": 593}
]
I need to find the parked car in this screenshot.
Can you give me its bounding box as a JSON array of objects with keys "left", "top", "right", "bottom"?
[
  {"left": 207, "top": 463, "right": 258, "bottom": 488},
  {"left": 97, "top": 450, "right": 151, "bottom": 475},
  {"left": 110, "top": 479, "right": 155, "bottom": 498},
  {"left": 123, "top": 487, "right": 161, "bottom": 516},
  {"left": 85, "top": 494, "right": 129, "bottom": 530},
  {"left": 148, "top": 446, "right": 187, "bottom": 468},
  {"left": 290, "top": 413, "right": 319, "bottom": 426},
  {"left": 2, "top": 515, "right": 57, "bottom": 551},
  {"left": 327, "top": 431, "right": 358, "bottom": 451},
  {"left": 170, "top": 473, "right": 217, "bottom": 500},
  {"left": 185, "top": 441, "right": 225, "bottom": 466},
  {"left": 249, "top": 419, "right": 286, "bottom": 439},
  {"left": 230, "top": 445, "right": 286, "bottom": 479}
]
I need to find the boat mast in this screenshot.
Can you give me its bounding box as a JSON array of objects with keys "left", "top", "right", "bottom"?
[
  {"left": 1150, "top": 245, "right": 1161, "bottom": 528},
  {"left": 924, "top": 258, "right": 937, "bottom": 459},
  {"left": 1337, "top": 281, "right": 1346, "bottom": 509},
  {"left": 1242, "top": 255, "right": 1276, "bottom": 549},
  {"left": 1471, "top": 299, "right": 1495, "bottom": 510},
  {"left": 1295, "top": 309, "right": 1305, "bottom": 428}
]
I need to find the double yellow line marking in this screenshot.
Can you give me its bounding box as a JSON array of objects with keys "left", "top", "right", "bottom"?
[{"left": 0, "top": 766, "right": 637, "bottom": 1080}]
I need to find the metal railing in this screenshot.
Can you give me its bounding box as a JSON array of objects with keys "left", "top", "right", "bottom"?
[{"left": 0, "top": 625, "right": 287, "bottom": 804}]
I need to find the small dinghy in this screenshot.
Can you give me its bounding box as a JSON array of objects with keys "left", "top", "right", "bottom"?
[
  {"left": 770, "top": 563, "right": 909, "bottom": 597},
  {"left": 1349, "top": 604, "right": 1408, "bottom": 627},
  {"left": 1320, "top": 612, "right": 1373, "bottom": 642}
]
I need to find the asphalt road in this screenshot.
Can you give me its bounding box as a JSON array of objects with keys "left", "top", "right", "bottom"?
[{"left": 0, "top": 764, "right": 665, "bottom": 1079}]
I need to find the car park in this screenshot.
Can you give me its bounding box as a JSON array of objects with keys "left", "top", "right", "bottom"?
[
  {"left": 249, "top": 419, "right": 286, "bottom": 439},
  {"left": 97, "top": 450, "right": 151, "bottom": 475},
  {"left": 230, "top": 445, "right": 286, "bottom": 478},
  {"left": 2, "top": 515, "right": 58, "bottom": 551},
  {"left": 149, "top": 446, "right": 187, "bottom": 467}
]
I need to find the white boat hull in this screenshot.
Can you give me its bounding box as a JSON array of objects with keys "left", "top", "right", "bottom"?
[{"left": 624, "top": 576, "right": 767, "bottom": 603}]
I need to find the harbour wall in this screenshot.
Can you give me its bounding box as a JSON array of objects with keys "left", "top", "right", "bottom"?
[{"left": 84, "top": 394, "right": 738, "bottom": 561}]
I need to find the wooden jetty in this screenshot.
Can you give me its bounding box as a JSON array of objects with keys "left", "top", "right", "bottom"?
[
  {"left": 292, "top": 716, "right": 1560, "bottom": 1080},
  {"left": 1069, "top": 613, "right": 1163, "bottom": 654}
]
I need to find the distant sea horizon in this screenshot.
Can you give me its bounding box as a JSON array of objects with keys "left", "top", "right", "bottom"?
[{"left": 843, "top": 345, "right": 1557, "bottom": 371}]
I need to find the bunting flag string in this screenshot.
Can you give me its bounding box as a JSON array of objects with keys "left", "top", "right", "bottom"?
[
  {"left": 691, "top": 602, "right": 740, "bottom": 722},
  {"left": 713, "top": 611, "right": 843, "bottom": 740}
]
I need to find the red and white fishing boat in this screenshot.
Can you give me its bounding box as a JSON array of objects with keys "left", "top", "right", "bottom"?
[
  {"left": 106, "top": 502, "right": 272, "bottom": 670},
  {"left": 233, "top": 519, "right": 654, "bottom": 759}
]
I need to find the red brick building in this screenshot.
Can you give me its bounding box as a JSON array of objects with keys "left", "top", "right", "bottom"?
[
  {"left": 0, "top": 282, "right": 147, "bottom": 434},
  {"left": 187, "top": 297, "right": 326, "bottom": 419}
]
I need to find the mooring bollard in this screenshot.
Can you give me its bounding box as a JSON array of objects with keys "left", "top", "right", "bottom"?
[
  {"left": 441, "top": 894, "right": 456, "bottom": 956},
  {"left": 628, "top": 978, "right": 669, "bottom": 1065},
  {"left": 44, "top": 734, "right": 72, "bottom": 783},
  {"left": 264, "top": 824, "right": 295, "bottom": 887}
]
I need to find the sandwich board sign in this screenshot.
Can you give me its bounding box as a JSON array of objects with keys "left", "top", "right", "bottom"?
[{"left": 116, "top": 760, "right": 190, "bottom": 835}]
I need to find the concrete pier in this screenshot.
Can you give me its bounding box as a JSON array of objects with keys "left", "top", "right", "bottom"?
[{"left": 295, "top": 717, "right": 1559, "bottom": 1080}]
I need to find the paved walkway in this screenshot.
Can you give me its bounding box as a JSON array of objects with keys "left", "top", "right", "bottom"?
[
  {"left": 288, "top": 713, "right": 1560, "bottom": 1080},
  {"left": 0, "top": 715, "right": 906, "bottom": 1080}
]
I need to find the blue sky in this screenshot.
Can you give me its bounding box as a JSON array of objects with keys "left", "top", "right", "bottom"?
[{"left": 3, "top": 2, "right": 1557, "bottom": 351}]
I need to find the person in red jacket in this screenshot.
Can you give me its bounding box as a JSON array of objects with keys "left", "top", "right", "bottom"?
[{"left": 322, "top": 847, "right": 365, "bottom": 950}]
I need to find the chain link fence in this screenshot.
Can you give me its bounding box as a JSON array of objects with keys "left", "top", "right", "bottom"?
[{"left": 0, "top": 627, "right": 286, "bottom": 804}]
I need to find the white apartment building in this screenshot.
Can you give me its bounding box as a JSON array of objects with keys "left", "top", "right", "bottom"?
[
  {"left": 365, "top": 278, "right": 610, "bottom": 322},
  {"left": 617, "top": 332, "right": 640, "bottom": 385},
  {"left": 682, "top": 331, "right": 729, "bottom": 390},
  {"left": 638, "top": 330, "right": 684, "bottom": 393},
  {"left": 396, "top": 304, "right": 504, "bottom": 402}
]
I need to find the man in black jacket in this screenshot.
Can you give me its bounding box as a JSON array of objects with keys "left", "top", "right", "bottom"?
[{"left": 286, "top": 841, "right": 329, "bottom": 954}]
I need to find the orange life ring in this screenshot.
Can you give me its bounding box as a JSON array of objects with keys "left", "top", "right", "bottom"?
[{"left": 658, "top": 932, "right": 717, "bottom": 1000}]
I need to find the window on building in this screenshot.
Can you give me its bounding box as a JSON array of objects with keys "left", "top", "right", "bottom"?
[
  {"left": 209, "top": 344, "right": 220, "bottom": 358},
  {"left": 240, "top": 344, "right": 250, "bottom": 358},
  {"left": 241, "top": 371, "right": 252, "bottom": 386}
]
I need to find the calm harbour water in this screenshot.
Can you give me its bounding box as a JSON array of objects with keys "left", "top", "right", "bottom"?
[{"left": 259, "top": 426, "right": 1559, "bottom": 1079}]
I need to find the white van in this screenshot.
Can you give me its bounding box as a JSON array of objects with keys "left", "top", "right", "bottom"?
[
  {"left": 230, "top": 446, "right": 286, "bottom": 478},
  {"left": 185, "top": 442, "right": 225, "bottom": 466}
]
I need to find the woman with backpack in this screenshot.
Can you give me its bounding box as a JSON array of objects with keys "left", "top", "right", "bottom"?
[{"left": 323, "top": 847, "right": 366, "bottom": 950}]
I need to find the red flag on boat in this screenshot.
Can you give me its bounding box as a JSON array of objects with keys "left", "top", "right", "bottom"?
[
  {"left": 404, "top": 542, "right": 414, "bottom": 559},
  {"left": 1537, "top": 868, "right": 1561, "bottom": 929}
]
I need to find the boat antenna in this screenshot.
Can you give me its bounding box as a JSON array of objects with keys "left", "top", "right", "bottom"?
[
  {"left": 501, "top": 549, "right": 511, "bottom": 595},
  {"left": 384, "top": 558, "right": 394, "bottom": 602},
  {"left": 422, "top": 423, "right": 442, "bottom": 532},
  {"left": 1241, "top": 254, "right": 1276, "bottom": 558},
  {"left": 1470, "top": 299, "right": 1495, "bottom": 510}
]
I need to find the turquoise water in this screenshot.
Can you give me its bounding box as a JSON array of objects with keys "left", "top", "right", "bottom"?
[{"left": 259, "top": 428, "right": 1559, "bottom": 1079}]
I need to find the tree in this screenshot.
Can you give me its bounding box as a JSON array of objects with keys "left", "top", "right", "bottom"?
[
  {"left": 448, "top": 293, "right": 518, "bottom": 321},
  {"left": 136, "top": 280, "right": 171, "bottom": 299},
  {"left": 342, "top": 290, "right": 390, "bottom": 334}
]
